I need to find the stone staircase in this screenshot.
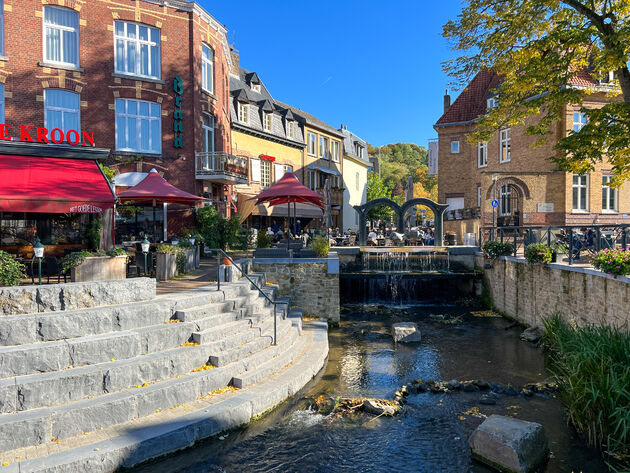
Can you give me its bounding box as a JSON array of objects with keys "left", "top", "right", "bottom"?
[{"left": 0, "top": 273, "right": 326, "bottom": 471}]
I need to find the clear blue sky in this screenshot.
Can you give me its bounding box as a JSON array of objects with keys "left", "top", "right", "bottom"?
[{"left": 200, "top": 0, "right": 463, "bottom": 148}]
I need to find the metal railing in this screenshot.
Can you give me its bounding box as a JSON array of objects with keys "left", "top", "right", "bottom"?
[
  {"left": 445, "top": 207, "right": 481, "bottom": 221},
  {"left": 210, "top": 248, "right": 282, "bottom": 345},
  {"left": 481, "top": 224, "right": 629, "bottom": 265},
  {"left": 195, "top": 152, "right": 249, "bottom": 181}
]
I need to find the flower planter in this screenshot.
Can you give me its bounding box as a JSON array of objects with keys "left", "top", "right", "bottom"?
[
  {"left": 183, "top": 247, "right": 198, "bottom": 272},
  {"left": 71, "top": 256, "right": 126, "bottom": 282},
  {"left": 156, "top": 252, "right": 178, "bottom": 281}
]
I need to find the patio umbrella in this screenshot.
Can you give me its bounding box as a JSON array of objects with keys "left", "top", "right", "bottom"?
[
  {"left": 250, "top": 170, "right": 324, "bottom": 249},
  {"left": 117, "top": 169, "right": 207, "bottom": 242}
]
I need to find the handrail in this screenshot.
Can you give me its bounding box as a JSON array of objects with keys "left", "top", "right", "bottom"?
[{"left": 209, "top": 248, "right": 280, "bottom": 345}]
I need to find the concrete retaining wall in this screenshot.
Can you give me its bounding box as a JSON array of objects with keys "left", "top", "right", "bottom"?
[
  {"left": 252, "top": 253, "right": 340, "bottom": 321},
  {"left": 477, "top": 254, "right": 630, "bottom": 328},
  {"left": 0, "top": 278, "right": 156, "bottom": 316}
]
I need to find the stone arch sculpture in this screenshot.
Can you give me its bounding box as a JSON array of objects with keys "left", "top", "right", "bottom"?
[{"left": 354, "top": 197, "right": 449, "bottom": 246}]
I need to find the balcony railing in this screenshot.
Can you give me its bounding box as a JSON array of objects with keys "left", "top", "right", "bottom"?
[
  {"left": 195, "top": 152, "right": 249, "bottom": 184},
  {"left": 444, "top": 207, "right": 481, "bottom": 221},
  {"left": 316, "top": 187, "right": 344, "bottom": 206}
]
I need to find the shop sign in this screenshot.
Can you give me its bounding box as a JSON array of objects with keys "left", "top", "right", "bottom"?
[
  {"left": 173, "top": 76, "right": 184, "bottom": 148},
  {"left": 225, "top": 163, "right": 248, "bottom": 177},
  {"left": 0, "top": 124, "right": 95, "bottom": 146},
  {"left": 537, "top": 203, "right": 554, "bottom": 213},
  {"left": 260, "top": 154, "right": 275, "bottom": 162},
  {"left": 69, "top": 204, "right": 103, "bottom": 213}
]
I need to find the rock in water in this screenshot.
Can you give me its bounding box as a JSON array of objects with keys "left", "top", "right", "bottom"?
[
  {"left": 521, "top": 326, "right": 544, "bottom": 343},
  {"left": 469, "top": 415, "right": 548, "bottom": 473},
  {"left": 362, "top": 399, "right": 399, "bottom": 416},
  {"left": 391, "top": 322, "right": 421, "bottom": 343}
]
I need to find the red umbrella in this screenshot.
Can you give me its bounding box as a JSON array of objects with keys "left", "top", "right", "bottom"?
[{"left": 118, "top": 169, "right": 207, "bottom": 205}]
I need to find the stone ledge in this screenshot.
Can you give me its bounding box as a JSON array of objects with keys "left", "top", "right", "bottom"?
[{"left": 8, "top": 321, "right": 328, "bottom": 473}]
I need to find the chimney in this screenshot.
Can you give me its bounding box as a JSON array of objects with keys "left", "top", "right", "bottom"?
[
  {"left": 230, "top": 47, "right": 240, "bottom": 74},
  {"left": 443, "top": 89, "right": 451, "bottom": 113}
]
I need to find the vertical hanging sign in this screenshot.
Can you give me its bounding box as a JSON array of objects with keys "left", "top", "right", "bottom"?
[{"left": 173, "top": 76, "right": 184, "bottom": 148}]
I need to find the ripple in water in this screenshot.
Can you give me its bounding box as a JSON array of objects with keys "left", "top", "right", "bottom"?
[{"left": 286, "top": 407, "right": 326, "bottom": 428}]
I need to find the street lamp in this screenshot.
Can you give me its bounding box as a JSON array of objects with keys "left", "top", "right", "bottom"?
[
  {"left": 33, "top": 237, "right": 44, "bottom": 285},
  {"left": 141, "top": 237, "right": 150, "bottom": 276},
  {"left": 171, "top": 236, "right": 179, "bottom": 247},
  {"left": 188, "top": 235, "right": 195, "bottom": 246}
]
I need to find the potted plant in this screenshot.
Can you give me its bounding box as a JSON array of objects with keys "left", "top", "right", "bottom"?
[
  {"left": 524, "top": 243, "right": 553, "bottom": 265},
  {"left": 481, "top": 241, "right": 515, "bottom": 259},
  {"left": 591, "top": 248, "right": 630, "bottom": 278},
  {"left": 311, "top": 235, "right": 330, "bottom": 257},
  {"left": 60, "top": 250, "right": 127, "bottom": 282},
  {"left": 0, "top": 250, "right": 25, "bottom": 286}
]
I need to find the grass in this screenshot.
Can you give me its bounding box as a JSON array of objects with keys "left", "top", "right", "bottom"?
[{"left": 542, "top": 315, "right": 630, "bottom": 470}]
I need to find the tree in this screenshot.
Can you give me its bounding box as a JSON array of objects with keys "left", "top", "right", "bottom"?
[
  {"left": 195, "top": 206, "right": 242, "bottom": 251},
  {"left": 443, "top": 1, "right": 630, "bottom": 185},
  {"left": 366, "top": 173, "right": 393, "bottom": 223}
]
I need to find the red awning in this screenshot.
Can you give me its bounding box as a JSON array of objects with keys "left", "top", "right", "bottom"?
[
  {"left": 117, "top": 169, "right": 207, "bottom": 205},
  {"left": 0, "top": 155, "right": 115, "bottom": 213},
  {"left": 251, "top": 171, "right": 324, "bottom": 207}
]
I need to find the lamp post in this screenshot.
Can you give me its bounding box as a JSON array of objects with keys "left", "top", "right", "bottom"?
[
  {"left": 492, "top": 174, "right": 498, "bottom": 240},
  {"left": 33, "top": 237, "right": 44, "bottom": 285},
  {"left": 171, "top": 236, "right": 179, "bottom": 247},
  {"left": 141, "top": 237, "right": 150, "bottom": 277},
  {"left": 188, "top": 235, "right": 195, "bottom": 246}
]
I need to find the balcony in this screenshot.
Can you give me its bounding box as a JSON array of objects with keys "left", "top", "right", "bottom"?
[
  {"left": 445, "top": 207, "right": 481, "bottom": 221},
  {"left": 195, "top": 152, "right": 249, "bottom": 185},
  {"left": 317, "top": 187, "right": 344, "bottom": 206}
]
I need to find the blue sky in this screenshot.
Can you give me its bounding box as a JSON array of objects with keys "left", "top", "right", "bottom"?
[{"left": 201, "top": 0, "right": 464, "bottom": 148}]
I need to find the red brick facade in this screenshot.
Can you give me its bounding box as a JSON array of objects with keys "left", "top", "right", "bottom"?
[{"left": 1, "top": 0, "right": 232, "bottom": 234}]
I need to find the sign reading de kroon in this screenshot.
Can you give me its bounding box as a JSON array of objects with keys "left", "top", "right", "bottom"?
[{"left": 0, "top": 124, "right": 95, "bottom": 146}]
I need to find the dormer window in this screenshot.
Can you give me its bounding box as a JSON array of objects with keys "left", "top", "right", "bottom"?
[
  {"left": 487, "top": 97, "right": 498, "bottom": 109},
  {"left": 238, "top": 102, "right": 248, "bottom": 124},
  {"left": 354, "top": 143, "right": 362, "bottom": 157},
  {"left": 599, "top": 71, "right": 616, "bottom": 84},
  {"left": 251, "top": 83, "right": 261, "bottom": 93},
  {"left": 286, "top": 120, "right": 293, "bottom": 139},
  {"left": 264, "top": 112, "right": 272, "bottom": 132}
]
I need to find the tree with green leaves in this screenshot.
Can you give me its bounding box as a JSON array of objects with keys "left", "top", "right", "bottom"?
[
  {"left": 443, "top": 1, "right": 630, "bottom": 185},
  {"left": 366, "top": 172, "right": 393, "bottom": 223}
]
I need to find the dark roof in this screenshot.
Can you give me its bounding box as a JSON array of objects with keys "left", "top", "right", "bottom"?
[
  {"left": 435, "top": 71, "right": 500, "bottom": 127},
  {"left": 284, "top": 109, "right": 295, "bottom": 121},
  {"left": 246, "top": 72, "right": 261, "bottom": 84},
  {"left": 260, "top": 99, "right": 275, "bottom": 112},
  {"left": 233, "top": 88, "right": 250, "bottom": 103},
  {"left": 275, "top": 100, "right": 344, "bottom": 138}
]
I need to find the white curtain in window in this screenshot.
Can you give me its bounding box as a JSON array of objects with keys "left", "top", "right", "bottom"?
[
  {"left": 115, "top": 98, "right": 161, "bottom": 153},
  {"left": 274, "top": 163, "right": 284, "bottom": 182},
  {"left": 114, "top": 21, "right": 160, "bottom": 79},
  {"left": 0, "top": 0, "right": 5, "bottom": 57},
  {"left": 45, "top": 89, "right": 80, "bottom": 133},
  {"left": 202, "top": 44, "right": 214, "bottom": 93},
  {"left": 44, "top": 6, "right": 79, "bottom": 66},
  {"left": 0, "top": 83, "right": 5, "bottom": 123},
  {"left": 251, "top": 158, "right": 261, "bottom": 182}
]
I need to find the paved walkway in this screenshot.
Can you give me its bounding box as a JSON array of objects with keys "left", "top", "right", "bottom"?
[{"left": 156, "top": 260, "right": 219, "bottom": 295}]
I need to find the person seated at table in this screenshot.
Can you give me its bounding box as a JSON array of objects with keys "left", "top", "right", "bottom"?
[
  {"left": 271, "top": 220, "right": 280, "bottom": 234},
  {"left": 267, "top": 227, "right": 275, "bottom": 236},
  {"left": 367, "top": 229, "right": 378, "bottom": 246}
]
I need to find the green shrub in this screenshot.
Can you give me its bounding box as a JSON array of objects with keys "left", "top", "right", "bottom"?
[
  {"left": 543, "top": 315, "right": 630, "bottom": 469},
  {"left": 177, "top": 238, "right": 193, "bottom": 249},
  {"left": 524, "top": 243, "right": 553, "bottom": 265},
  {"left": 311, "top": 235, "right": 329, "bottom": 257},
  {"left": 59, "top": 251, "right": 93, "bottom": 273},
  {"left": 86, "top": 217, "right": 102, "bottom": 251},
  {"left": 256, "top": 231, "right": 272, "bottom": 249},
  {"left": 481, "top": 240, "right": 514, "bottom": 259},
  {"left": 592, "top": 248, "right": 630, "bottom": 278},
  {"left": 106, "top": 248, "right": 128, "bottom": 257},
  {"left": 156, "top": 243, "right": 179, "bottom": 254},
  {"left": 195, "top": 206, "right": 242, "bottom": 251},
  {"left": 0, "top": 250, "right": 25, "bottom": 286}
]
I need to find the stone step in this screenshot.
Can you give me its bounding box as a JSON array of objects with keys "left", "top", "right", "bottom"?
[
  {"left": 191, "top": 319, "right": 252, "bottom": 344},
  {"left": 174, "top": 301, "right": 236, "bottom": 322},
  {"left": 209, "top": 317, "right": 293, "bottom": 367},
  {"left": 192, "top": 308, "right": 279, "bottom": 347},
  {"left": 233, "top": 327, "right": 306, "bottom": 389}
]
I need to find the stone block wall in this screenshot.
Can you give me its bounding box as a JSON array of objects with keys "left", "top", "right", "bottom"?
[
  {"left": 477, "top": 255, "right": 630, "bottom": 328},
  {"left": 252, "top": 257, "right": 340, "bottom": 321}
]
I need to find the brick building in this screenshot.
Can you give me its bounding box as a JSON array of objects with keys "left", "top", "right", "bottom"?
[
  {"left": 434, "top": 71, "right": 630, "bottom": 243},
  {"left": 0, "top": 0, "right": 234, "bottom": 242}
]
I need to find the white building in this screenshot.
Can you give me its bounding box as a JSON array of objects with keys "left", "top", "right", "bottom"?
[{"left": 339, "top": 126, "right": 370, "bottom": 232}]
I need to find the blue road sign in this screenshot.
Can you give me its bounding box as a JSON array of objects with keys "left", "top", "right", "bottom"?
[{"left": 491, "top": 199, "right": 499, "bottom": 208}]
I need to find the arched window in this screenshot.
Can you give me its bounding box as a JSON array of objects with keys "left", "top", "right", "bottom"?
[
  {"left": 45, "top": 89, "right": 80, "bottom": 134},
  {"left": 44, "top": 6, "right": 79, "bottom": 67}
]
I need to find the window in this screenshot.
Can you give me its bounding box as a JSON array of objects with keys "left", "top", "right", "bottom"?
[
  {"left": 331, "top": 141, "right": 340, "bottom": 162},
  {"left": 355, "top": 143, "right": 362, "bottom": 157},
  {"left": 477, "top": 185, "right": 482, "bottom": 207},
  {"left": 0, "top": 83, "right": 5, "bottom": 123},
  {"left": 308, "top": 170, "right": 317, "bottom": 190},
  {"left": 355, "top": 172, "right": 359, "bottom": 191},
  {"left": 43, "top": 6, "right": 79, "bottom": 67},
  {"left": 286, "top": 120, "right": 293, "bottom": 138},
  {"left": 114, "top": 21, "right": 161, "bottom": 79},
  {"left": 573, "top": 112, "right": 587, "bottom": 132},
  {"left": 201, "top": 44, "right": 214, "bottom": 94},
  {"left": 572, "top": 175, "right": 588, "bottom": 212},
  {"left": 250, "top": 158, "right": 261, "bottom": 182},
  {"left": 0, "top": 0, "right": 6, "bottom": 57},
  {"left": 487, "top": 97, "right": 498, "bottom": 109},
  {"left": 451, "top": 140, "right": 460, "bottom": 153},
  {"left": 274, "top": 162, "right": 284, "bottom": 182},
  {"left": 499, "top": 185, "right": 511, "bottom": 216},
  {"left": 307, "top": 132, "right": 317, "bottom": 155},
  {"left": 263, "top": 112, "right": 272, "bottom": 132},
  {"left": 238, "top": 102, "right": 248, "bottom": 124},
  {"left": 499, "top": 128, "right": 511, "bottom": 162},
  {"left": 251, "top": 83, "right": 261, "bottom": 93},
  {"left": 44, "top": 89, "right": 80, "bottom": 134},
  {"left": 320, "top": 136, "right": 329, "bottom": 159},
  {"left": 602, "top": 175, "right": 617, "bottom": 212},
  {"left": 115, "top": 98, "right": 161, "bottom": 154},
  {"left": 202, "top": 113, "right": 214, "bottom": 154},
  {"left": 261, "top": 159, "right": 271, "bottom": 188},
  {"left": 284, "top": 164, "right": 293, "bottom": 173},
  {"left": 477, "top": 142, "right": 487, "bottom": 168}
]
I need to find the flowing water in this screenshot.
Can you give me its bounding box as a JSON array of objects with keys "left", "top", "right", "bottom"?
[{"left": 130, "top": 304, "right": 607, "bottom": 473}]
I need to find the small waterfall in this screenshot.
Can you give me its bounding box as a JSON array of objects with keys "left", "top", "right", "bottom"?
[{"left": 359, "top": 248, "right": 449, "bottom": 273}]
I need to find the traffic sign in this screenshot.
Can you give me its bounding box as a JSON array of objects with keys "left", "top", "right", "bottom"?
[{"left": 491, "top": 199, "right": 499, "bottom": 208}]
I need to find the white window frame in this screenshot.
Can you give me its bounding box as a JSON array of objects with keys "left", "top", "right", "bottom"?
[
  {"left": 0, "top": 0, "right": 6, "bottom": 57},
  {"left": 499, "top": 184, "right": 511, "bottom": 216},
  {"left": 0, "top": 83, "right": 5, "bottom": 124},
  {"left": 260, "top": 159, "right": 271, "bottom": 188},
  {"left": 477, "top": 141, "right": 487, "bottom": 168},
  {"left": 355, "top": 172, "right": 359, "bottom": 191},
  {"left": 332, "top": 141, "right": 340, "bottom": 162},
  {"left": 115, "top": 98, "right": 161, "bottom": 154},
  {"left": 286, "top": 120, "right": 293, "bottom": 139},
  {"left": 307, "top": 132, "right": 317, "bottom": 156},
  {"left": 238, "top": 102, "right": 248, "bottom": 124},
  {"left": 44, "top": 89, "right": 80, "bottom": 134},
  {"left": 201, "top": 43, "right": 214, "bottom": 94},
  {"left": 487, "top": 97, "right": 497, "bottom": 109},
  {"left": 320, "top": 136, "right": 329, "bottom": 159},
  {"left": 114, "top": 20, "right": 161, "bottom": 80},
  {"left": 202, "top": 113, "right": 214, "bottom": 154},
  {"left": 499, "top": 128, "right": 511, "bottom": 163},
  {"left": 602, "top": 175, "right": 617, "bottom": 213},
  {"left": 451, "top": 140, "right": 460, "bottom": 154},
  {"left": 251, "top": 83, "right": 261, "bottom": 93},
  {"left": 572, "top": 174, "right": 589, "bottom": 212},
  {"left": 572, "top": 112, "right": 587, "bottom": 133},
  {"left": 308, "top": 170, "right": 317, "bottom": 190},
  {"left": 263, "top": 112, "right": 272, "bottom": 132},
  {"left": 43, "top": 6, "right": 80, "bottom": 67}
]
